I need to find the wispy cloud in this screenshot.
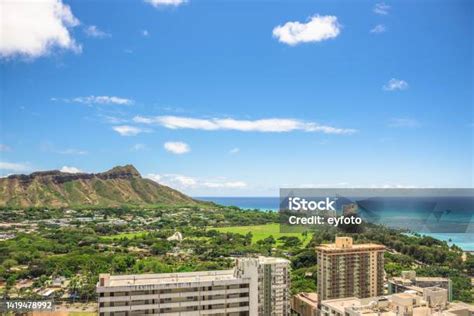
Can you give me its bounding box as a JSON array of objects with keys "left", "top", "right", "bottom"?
[
  {"left": 84, "top": 25, "right": 110, "bottom": 38},
  {"left": 57, "top": 96, "right": 134, "bottom": 105},
  {"left": 370, "top": 24, "right": 386, "bottom": 34},
  {"left": 374, "top": 2, "right": 391, "bottom": 15},
  {"left": 0, "top": 0, "right": 81, "bottom": 59},
  {"left": 145, "top": 0, "right": 187, "bottom": 7},
  {"left": 134, "top": 115, "right": 356, "bottom": 135},
  {"left": 383, "top": 78, "right": 408, "bottom": 91},
  {"left": 60, "top": 166, "right": 82, "bottom": 173},
  {"left": 57, "top": 148, "right": 88, "bottom": 155},
  {"left": 146, "top": 173, "right": 247, "bottom": 190},
  {"left": 229, "top": 147, "right": 240, "bottom": 154},
  {"left": 273, "top": 15, "right": 341, "bottom": 46},
  {"left": 388, "top": 118, "right": 420, "bottom": 128},
  {"left": 141, "top": 30, "right": 149, "bottom": 37},
  {"left": 39, "top": 142, "right": 88, "bottom": 155},
  {"left": 0, "top": 144, "right": 12, "bottom": 152},
  {"left": 131, "top": 143, "right": 147, "bottom": 151},
  {"left": 164, "top": 141, "right": 190, "bottom": 154},
  {"left": 100, "top": 115, "right": 129, "bottom": 124},
  {"left": 112, "top": 125, "right": 146, "bottom": 136},
  {"left": 0, "top": 161, "right": 31, "bottom": 172}
]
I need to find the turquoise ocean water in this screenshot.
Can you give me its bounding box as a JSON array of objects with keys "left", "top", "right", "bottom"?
[{"left": 198, "top": 196, "right": 473, "bottom": 251}]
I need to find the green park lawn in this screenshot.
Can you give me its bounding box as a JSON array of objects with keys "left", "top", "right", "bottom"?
[
  {"left": 213, "top": 223, "right": 311, "bottom": 246},
  {"left": 100, "top": 231, "right": 148, "bottom": 240}
]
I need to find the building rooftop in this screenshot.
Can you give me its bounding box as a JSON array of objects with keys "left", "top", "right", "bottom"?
[
  {"left": 100, "top": 269, "right": 236, "bottom": 287},
  {"left": 322, "top": 293, "right": 474, "bottom": 316},
  {"left": 315, "top": 236, "right": 385, "bottom": 252},
  {"left": 392, "top": 276, "right": 449, "bottom": 282},
  {"left": 321, "top": 297, "right": 364, "bottom": 313},
  {"left": 294, "top": 292, "right": 318, "bottom": 306},
  {"left": 315, "top": 243, "right": 385, "bottom": 252},
  {"left": 257, "top": 256, "right": 290, "bottom": 264}
]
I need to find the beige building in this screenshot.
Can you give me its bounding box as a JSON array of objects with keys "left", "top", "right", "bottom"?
[
  {"left": 388, "top": 270, "right": 453, "bottom": 301},
  {"left": 316, "top": 237, "right": 385, "bottom": 302},
  {"left": 320, "top": 288, "right": 473, "bottom": 316},
  {"left": 97, "top": 256, "right": 290, "bottom": 316},
  {"left": 291, "top": 292, "right": 318, "bottom": 316}
]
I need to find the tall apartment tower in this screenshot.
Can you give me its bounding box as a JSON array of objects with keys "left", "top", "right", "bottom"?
[
  {"left": 97, "top": 256, "right": 290, "bottom": 316},
  {"left": 315, "top": 237, "right": 385, "bottom": 303},
  {"left": 234, "top": 256, "right": 291, "bottom": 316}
]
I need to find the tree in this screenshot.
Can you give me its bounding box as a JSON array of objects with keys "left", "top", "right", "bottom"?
[{"left": 151, "top": 240, "right": 172, "bottom": 255}]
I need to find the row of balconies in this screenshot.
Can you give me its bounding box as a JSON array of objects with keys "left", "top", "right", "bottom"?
[
  {"left": 99, "top": 287, "right": 250, "bottom": 303},
  {"left": 99, "top": 297, "right": 250, "bottom": 313},
  {"left": 100, "top": 305, "right": 250, "bottom": 316}
]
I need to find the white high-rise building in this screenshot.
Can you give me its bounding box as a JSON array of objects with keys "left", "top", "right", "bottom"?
[
  {"left": 97, "top": 256, "right": 290, "bottom": 316},
  {"left": 234, "top": 256, "right": 291, "bottom": 316}
]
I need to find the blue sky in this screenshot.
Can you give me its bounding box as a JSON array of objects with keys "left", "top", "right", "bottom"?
[{"left": 0, "top": 0, "right": 472, "bottom": 196}]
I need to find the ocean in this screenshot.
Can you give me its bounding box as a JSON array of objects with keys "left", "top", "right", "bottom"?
[{"left": 198, "top": 196, "right": 474, "bottom": 251}]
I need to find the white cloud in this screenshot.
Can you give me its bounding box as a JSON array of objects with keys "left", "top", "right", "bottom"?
[
  {"left": 229, "top": 147, "right": 240, "bottom": 154},
  {"left": 146, "top": 173, "right": 247, "bottom": 190},
  {"left": 0, "top": 144, "right": 12, "bottom": 152},
  {"left": 39, "top": 142, "right": 87, "bottom": 155},
  {"left": 134, "top": 115, "right": 356, "bottom": 135},
  {"left": 0, "top": 0, "right": 81, "bottom": 59},
  {"left": 164, "top": 141, "right": 190, "bottom": 154},
  {"left": 142, "top": 30, "right": 149, "bottom": 37},
  {"left": 383, "top": 78, "right": 409, "bottom": 91},
  {"left": 112, "top": 125, "right": 145, "bottom": 136},
  {"left": 100, "top": 115, "right": 128, "bottom": 124},
  {"left": 0, "top": 161, "right": 30, "bottom": 172},
  {"left": 272, "top": 15, "right": 341, "bottom": 46},
  {"left": 202, "top": 181, "right": 247, "bottom": 188},
  {"left": 370, "top": 24, "right": 386, "bottom": 34},
  {"left": 84, "top": 25, "right": 110, "bottom": 38},
  {"left": 388, "top": 118, "right": 420, "bottom": 128},
  {"left": 60, "top": 166, "right": 82, "bottom": 173},
  {"left": 374, "top": 2, "right": 391, "bottom": 15},
  {"left": 131, "top": 143, "right": 147, "bottom": 151},
  {"left": 57, "top": 148, "right": 88, "bottom": 155},
  {"left": 147, "top": 173, "right": 196, "bottom": 187},
  {"left": 65, "top": 95, "right": 133, "bottom": 105},
  {"left": 145, "top": 0, "right": 186, "bottom": 7}
]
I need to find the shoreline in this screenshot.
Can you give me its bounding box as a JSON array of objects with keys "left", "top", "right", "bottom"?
[{"left": 199, "top": 196, "right": 474, "bottom": 251}]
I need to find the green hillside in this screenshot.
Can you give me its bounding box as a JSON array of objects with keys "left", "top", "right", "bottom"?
[{"left": 0, "top": 165, "right": 203, "bottom": 208}]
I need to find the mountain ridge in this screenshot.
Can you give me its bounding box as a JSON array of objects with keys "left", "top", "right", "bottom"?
[{"left": 0, "top": 165, "right": 203, "bottom": 208}]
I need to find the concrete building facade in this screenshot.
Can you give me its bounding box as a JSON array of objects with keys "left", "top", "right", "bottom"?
[
  {"left": 291, "top": 292, "right": 318, "bottom": 316},
  {"left": 319, "top": 288, "right": 473, "bottom": 316},
  {"left": 315, "top": 237, "right": 385, "bottom": 303},
  {"left": 96, "top": 256, "right": 290, "bottom": 316},
  {"left": 388, "top": 270, "right": 453, "bottom": 301}
]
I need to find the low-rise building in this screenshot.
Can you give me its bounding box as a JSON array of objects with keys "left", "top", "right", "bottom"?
[
  {"left": 422, "top": 286, "right": 448, "bottom": 309},
  {"left": 291, "top": 292, "right": 318, "bottom": 316},
  {"left": 320, "top": 290, "right": 473, "bottom": 316},
  {"left": 388, "top": 270, "right": 453, "bottom": 301}
]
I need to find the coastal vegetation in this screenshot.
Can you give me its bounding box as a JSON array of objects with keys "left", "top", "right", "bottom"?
[
  {"left": 0, "top": 166, "right": 471, "bottom": 305},
  {"left": 0, "top": 206, "right": 472, "bottom": 304}
]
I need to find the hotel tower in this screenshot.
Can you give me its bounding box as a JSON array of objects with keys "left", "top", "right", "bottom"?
[{"left": 316, "top": 237, "right": 385, "bottom": 303}]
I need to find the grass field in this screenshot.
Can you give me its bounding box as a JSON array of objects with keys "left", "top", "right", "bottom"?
[
  {"left": 101, "top": 231, "right": 148, "bottom": 240},
  {"left": 213, "top": 223, "right": 311, "bottom": 246}
]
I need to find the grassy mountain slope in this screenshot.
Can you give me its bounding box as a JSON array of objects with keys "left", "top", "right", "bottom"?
[{"left": 0, "top": 165, "right": 202, "bottom": 208}]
